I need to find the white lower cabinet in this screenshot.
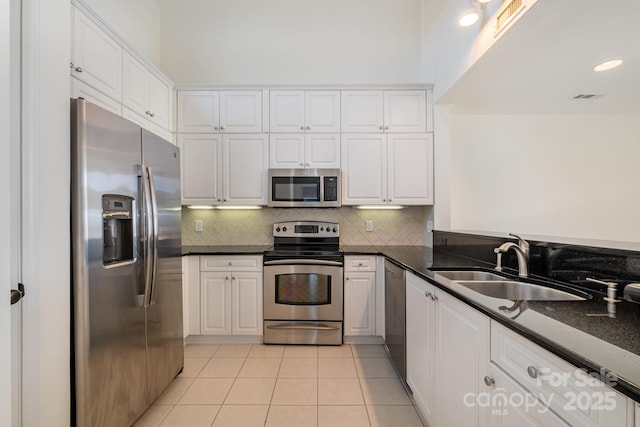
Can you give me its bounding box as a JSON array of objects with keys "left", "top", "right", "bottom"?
[
  {"left": 199, "top": 256, "right": 263, "bottom": 336},
  {"left": 344, "top": 255, "right": 377, "bottom": 336},
  {"left": 635, "top": 403, "right": 639, "bottom": 427}
]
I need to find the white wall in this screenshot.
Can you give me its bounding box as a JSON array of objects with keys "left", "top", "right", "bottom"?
[
  {"left": 449, "top": 114, "right": 640, "bottom": 243},
  {"left": 157, "top": 0, "right": 424, "bottom": 85},
  {"left": 80, "top": 0, "right": 162, "bottom": 64}
]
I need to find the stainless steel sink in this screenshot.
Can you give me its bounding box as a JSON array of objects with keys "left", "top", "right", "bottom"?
[
  {"left": 434, "top": 271, "right": 507, "bottom": 282},
  {"left": 433, "top": 270, "right": 589, "bottom": 301},
  {"left": 456, "top": 280, "right": 587, "bottom": 301}
]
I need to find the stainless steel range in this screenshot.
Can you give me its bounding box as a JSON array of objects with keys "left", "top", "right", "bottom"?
[{"left": 263, "top": 221, "right": 344, "bottom": 345}]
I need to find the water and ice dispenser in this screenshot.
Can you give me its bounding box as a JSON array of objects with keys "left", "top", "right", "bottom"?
[{"left": 102, "top": 195, "right": 134, "bottom": 265}]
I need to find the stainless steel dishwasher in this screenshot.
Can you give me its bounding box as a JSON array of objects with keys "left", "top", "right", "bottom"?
[{"left": 384, "top": 260, "right": 406, "bottom": 383}]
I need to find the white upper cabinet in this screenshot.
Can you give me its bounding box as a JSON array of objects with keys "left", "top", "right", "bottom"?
[
  {"left": 177, "top": 91, "right": 262, "bottom": 133},
  {"left": 342, "top": 90, "right": 427, "bottom": 133},
  {"left": 270, "top": 91, "right": 340, "bottom": 133},
  {"left": 341, "top": 134, "right": 433, "bottom": 205},
  {"left": 71, "top": 6, "right": 122, "bottom": 101},
  {"left": 341, "top": 91, "right": 384, "bottom": 133},
  {"left": 71, "top": 77, "right": 121, "bottom": 116},
  {"left": 269, "top": 133, "right": 340, "bottom": 169},
  {"left": 383, "top": 91, "right": 427, "bottom": 133},
  {"left": 122, "top": 51, "right": 170, "bottom": 130},
  {"left": 178, "top": 134, "right": 223, "bottom": 204}
]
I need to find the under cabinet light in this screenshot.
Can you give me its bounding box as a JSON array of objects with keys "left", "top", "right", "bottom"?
[
  {"left": 187, "top": 205, "right": 215, "bottom": 210},
  {"left": 216, "top": 205, "right": 262, "bottom": 210},
  {"left": 355, "top": 205, "right": 405, "bottom": 210},
  {"left": 593, "top": 59, "right": 623, "bottom": 72}
]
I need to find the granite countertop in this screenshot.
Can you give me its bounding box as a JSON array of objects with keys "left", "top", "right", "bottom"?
[{"left": 182, "top": 244, "right": 640, "bottom": 401}]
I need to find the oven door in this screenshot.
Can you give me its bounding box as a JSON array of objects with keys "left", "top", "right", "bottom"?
[{"left": 263, "top": 260, "right": 343, "bottom": 321}]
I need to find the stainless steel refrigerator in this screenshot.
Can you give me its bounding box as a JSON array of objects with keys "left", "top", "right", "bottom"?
[{"left": 71, "top": 99, "right": 183, "bottom": 427}]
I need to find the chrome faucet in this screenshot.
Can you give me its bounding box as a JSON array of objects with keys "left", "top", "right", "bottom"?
[{"left": 494, "top": 233, "right": 530, "bottom": 277}]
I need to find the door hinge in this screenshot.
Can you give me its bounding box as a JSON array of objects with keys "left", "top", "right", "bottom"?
[{"left": 10, "top": 283, "right": 25, "bottom": 305}]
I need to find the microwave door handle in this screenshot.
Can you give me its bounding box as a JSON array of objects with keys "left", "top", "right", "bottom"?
[
  {"left": 140, "top": 165, "right": 153, "bottom": 307},
  {"left": 147, "top": 166, "right": 159, "bottom": 306}
]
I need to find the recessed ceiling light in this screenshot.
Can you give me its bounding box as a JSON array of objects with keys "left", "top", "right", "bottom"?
[
  {"left": 593, "top": 59, "right": 623, "bottom": 72},
  {"left": 459, "top": 11, "right": 480, "bottom": 27}
]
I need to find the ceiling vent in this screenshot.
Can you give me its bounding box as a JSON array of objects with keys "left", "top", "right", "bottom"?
[
  {"left": 495, "top": 0, "right": 526, "bottom": 36},
  {"left": 572, "top": 94, "right": 604, "bottom": 100}
]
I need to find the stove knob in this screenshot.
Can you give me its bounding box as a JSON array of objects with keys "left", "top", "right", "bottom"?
[
  {"left": 332, "top": 227, "right": 337, "bottom": 232},
  {"left": 276, "top": 227, "right": 281, "bottom": 232},
  {"left": 320, "top": 227, "right": 324, "bottom": 231},
  {"left": 283, "top": 226, "right": 287, "bottom": 232}
]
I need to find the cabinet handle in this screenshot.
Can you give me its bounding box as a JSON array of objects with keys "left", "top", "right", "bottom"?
[
  {"left": 145, "top": 110, "right": 151, "bottom": 116},
  {"left": 424, "top": 291, "right": 432, "bottom": 299},
  {"left": 484, "top": 376, "right": 495, "bottom": 386},
  {"left": 150, "top": 112, "right": 155, "bottom": 118},
  {"left": 527, "top": 366, "right": 541, "bottom": 379},
  {"left": 431, "top": 293, "right": 438, "bottom": 301},
  {"left": 75, "top": 66, "right": 83, "bottom": 73}
]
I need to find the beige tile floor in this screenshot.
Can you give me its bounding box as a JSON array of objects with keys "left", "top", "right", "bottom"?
[{"left": 133, "top": 343, "right": 424, "bottom": 427}]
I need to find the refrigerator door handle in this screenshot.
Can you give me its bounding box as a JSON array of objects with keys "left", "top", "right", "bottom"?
[
  {"left": 147, "top": 166, "right": 160, "bottom": 306},
  {"left": 140, "top": 165, "right": 155, "bottom": 307}
]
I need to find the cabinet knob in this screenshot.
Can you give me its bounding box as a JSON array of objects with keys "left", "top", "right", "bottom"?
[
  {"left": 424, "top": 291, "right": 432, "bottom": 299},
  {"left": 305, "top": 162, "right": 310, "bottom": 166},
  {"left": 346, "top": 277, "right": 350, "bottom": 281},
  {"left": 388, "top": 199, "right": 392, "bottom": 202},
  {"left": 527, "top": 366, "right": 541, "bottom": 379},
  {"left": 217, "top": 198, "right": 221, "bottom": 202},
  {"left": 146, "top": 110, "right": 151, "bottom": 116},
  {"left": 382, "top": 199, "right": 386, "bottom": 202},
  {"left": 228, "top": 262, "right": 232, "bottom": 266},
  {"left": 384, "top": 125, "right": 389, "bottom": 130},
  {"left": 150, "top": 112, "right": 155, "bottom": 118},
  {"left": 214, "top": 126, "right": 219, "bottom": 130},
  {"left": 69, "top": 62, "right": 74, "bottom": 69},
  {"left": 223, "top": 199, "right": 227, "bottom": 202},
  {"left": 300, "top": 162, "right": 304, "bottom": 166},
  {"left": 232, "top": 276, "right": 236, "bottom": 280},
  {"left": 75, "top": 66, "right": 83, "bottom": 73},
  {"left": 358, "top": 262, "right": 363, "bottom": 266},
  {"left": 225, "top": 276, "right": 229, "bottom": 280},
  {"left": 300, "top": 126, "right": 305, "bottom": 130},
  {"left": 484, "top": 376, "right": 495, "bottom": 386},
  {"left": 379, "top": 125, "right": 383, "bottom": 130},
  {"left": 306, "top": 126, "right": 311, "bottom": 130},
  {"left": 220, "top": 126, "right": 224, "bottom": 130}
]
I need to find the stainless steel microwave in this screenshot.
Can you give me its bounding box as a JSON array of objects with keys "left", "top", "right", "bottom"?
[{"left": 268, "top": 168, "right": 341, "bottom": 208}]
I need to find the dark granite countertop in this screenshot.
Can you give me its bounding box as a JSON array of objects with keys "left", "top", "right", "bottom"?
[{"left": 182, "top": 244, "right": 640, "bottom": 401}]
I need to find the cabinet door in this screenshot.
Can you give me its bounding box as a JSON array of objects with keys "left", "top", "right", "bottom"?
[
  {"left": 305, "top": 91, "right": 340, "bottom": 132},
  {"left": 121, "top": 51, "right": 149, "bottom": 118},
  {"left": 387, "top": 134, "right": 433, "bottom": 205},
  {"left": 201, "top": 272, "right": 232, "bottom": 335},
  {"left": 231, "top": 272, "right": 263, "bottom": 335},
  {"left": 406, "top": 272, "right": 436, "bottom": 427},
  {"left": 148, "top": 74, "right": 170, "bottom": 130},
  {"left": 183, "top": 256, "right": 201, "bottom": 337},
  {"left": 71, "top": 7, "right": 122, "bottom": 101},
  {"left": 269, "top": 134, "right": 305, "bottom": 168},
  {"left": 223, "top": 134, "right": 269, "bottom": 204},
  {"left": 305, "top": 134, "right": 340, "bottom": 168},
  {"left": 383, "top": 90, "right": 427, "bottom": 133},
  {"left": 341, "top": 134, "right": 386, "bottom": 205},
  {"left": 436, "top": 290, "right": 490, "bottom": 427},
  {"left": 179, "top": 134, "right": 223, "bottom": 204},
  {"left": 270, "top": 91, "right": 305, "bottom": 132},
  {"left": 71, "top": 77, "right": 121, "bottom": 116},
  {"left": 344, "top": 271, "right": 376, "bottom": 336},
  {"left": 177, "top": 91, "right": 220, "bottom": 133},
  {"left": 220, "top": 91, "right": 263, "bottom": 133},
  {"left": 341, "top": 91, "right": 383, "bottom": 133}
]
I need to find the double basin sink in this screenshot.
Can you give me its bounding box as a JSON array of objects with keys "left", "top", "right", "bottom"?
[{"left": 433, "top": 270, "right": 590, "bottom": 302}]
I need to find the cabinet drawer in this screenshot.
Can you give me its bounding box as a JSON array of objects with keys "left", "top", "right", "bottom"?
[
  {"left": 491, "top": 321, "right": 629, "bottom": 426},
  {"left": 345, "top": 255, "right": 376, "bottom": 271},
  {"left": 200, "top": 255, "right": 262, "bottom": 271}
]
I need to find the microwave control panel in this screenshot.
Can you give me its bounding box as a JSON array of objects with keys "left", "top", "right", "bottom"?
[{"left": 323, "top": 177, "right": 338, "bottom": 201}]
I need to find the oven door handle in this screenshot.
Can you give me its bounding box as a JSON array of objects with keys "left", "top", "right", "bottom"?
[
  {"left": 264, "top": 259, "right": 343, "bottom": 267},
  {"left": 266, "top": 323, "right": 341, "bottom": 331}
]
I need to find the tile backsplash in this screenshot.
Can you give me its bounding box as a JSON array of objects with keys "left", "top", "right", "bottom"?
[{"left": 182, "top": 206, "right": 433, "bottom": 247}]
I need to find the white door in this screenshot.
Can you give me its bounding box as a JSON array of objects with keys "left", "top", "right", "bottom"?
[
  {"left": 179, "top": 134, "right": 223, "bottom": 204},
  {"left": 305, "top": 134, "right": 340, "bottom": 169},
  {"left": 305, "top": 91, "right": 340, "bottom": 132},
  {"left": 344, "top": 272, "right": 376, "bottom": 336},
  {"left": 269, "top": 90, "right": 304, "bottom": 132},
  {"left": 341, "top": 134, "right": 386, "bottom": 205},
  {"left": 220, "top": 91, "right": 263, "bottom": 133},
  {"left": 177, "top": 91, "right": 220, "bottom": 133},
  {"left": 387, "top": 134, "right": 433, "bottom": 205},
  {"left": 121, "top": 50, "right": 148, "bottom": 117},
  {"left": 201, "top": 272, "right": 232, "bottom": 335},
  {"left": 223, "top": 134, "right": 268, "bottom": 205},
  {"left": 71, "top": 6, "right": 122, "bottom": 101},
  {"left": 231, "top": 272, "right": 263, "bottom": 335},
  {"left": 2, "top": 0, "right": 22, "bottom": 424},
  {"left": 147, "top": 73, "right": 170, "bottom": 130},
  {"left": 341, "top": 90, "right": 383, "bottom": 133},
  {"left": 269, "top": 133, "right": 305, "bottom": 168},
  {"left": 383, "top": 90, "right": 427, "bottom": 133}
]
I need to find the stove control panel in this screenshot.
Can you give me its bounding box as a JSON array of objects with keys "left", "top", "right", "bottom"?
[{"left": 273, "top": 221, "right": 339, "bottom": 237}]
